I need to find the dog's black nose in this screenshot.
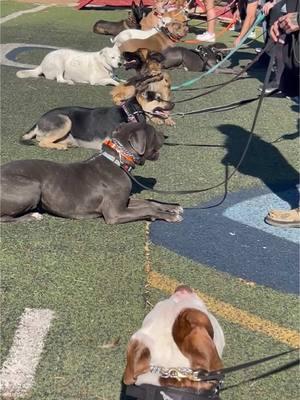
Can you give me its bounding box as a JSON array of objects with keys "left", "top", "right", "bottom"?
[{"left": 169, "top": 101, "right": 175, "bottom": 110}]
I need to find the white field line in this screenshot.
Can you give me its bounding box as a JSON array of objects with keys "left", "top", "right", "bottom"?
[
  {"left": 0, "top": 5, "right": 51, "bottom": 25},
  {"left": 0, "top": 308, "right": 55, "bottom": 398}
]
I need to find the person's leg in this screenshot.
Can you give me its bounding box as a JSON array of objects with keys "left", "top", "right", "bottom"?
[
  {"left": 196, "top": 0, "right": 216, "bottom": 42},
  {"left": 206, "top": 0, "right": 216, "bottom": 34}
]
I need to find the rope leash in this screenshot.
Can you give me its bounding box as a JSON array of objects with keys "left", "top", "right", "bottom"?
[
  {"left": 174, "top": 39, "right": 274, "bottom": 103},
  {"left": 171, "top": 11, "right": 265, "bottom": 90}
]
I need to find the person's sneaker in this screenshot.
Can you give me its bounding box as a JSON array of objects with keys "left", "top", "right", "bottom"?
[
  {"left": 258, "top": 81, "right": 279, "bottom": 94},
  {"left": 196, "top": 31, "right": 216, "bottom": 42}
]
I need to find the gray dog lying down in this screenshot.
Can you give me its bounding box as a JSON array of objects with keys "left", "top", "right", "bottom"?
[{"left": 0, "top": 123, "right": 183, "bottom": 224}]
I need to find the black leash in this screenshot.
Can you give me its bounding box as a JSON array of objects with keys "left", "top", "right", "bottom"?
[
  {"left": 221, "top": 358, "right": 299, "bottom": 392},
  {"left": 171, "top": 95, "right": 260, "bottom": 118},
  {"left": 124, "top": 47, "right": 276, "bottom": 196}
]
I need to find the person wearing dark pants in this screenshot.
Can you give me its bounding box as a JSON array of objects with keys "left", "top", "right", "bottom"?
[{"left": 265, "top": 0, "right": 300, "bottom": 228}]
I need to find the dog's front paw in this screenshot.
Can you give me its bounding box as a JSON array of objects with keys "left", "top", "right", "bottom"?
[
  {"left": 149, "top": 117, "right": 164, "bottom": 125},
  {"left": 166, "top": 213, "right": 183, "bottom": 223},
  {"left": 173, "top": 205, "right": 184, "bottom": 215},
  {"left": 164, "top": 118, "right": 176, "bottom": 127}
]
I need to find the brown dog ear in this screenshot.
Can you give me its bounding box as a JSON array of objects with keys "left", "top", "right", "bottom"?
[
  {"left": 111, "top": 84, "right": 136, "bottom": 105},
  {"left": 123, "top": 339, "right": 151, "bottom": 385},
  {"left": 129, "top": 129, "right": 147, "bottom": 155},
  {"left": 172, "top": 308, "right": 223, "bottom": 371}
]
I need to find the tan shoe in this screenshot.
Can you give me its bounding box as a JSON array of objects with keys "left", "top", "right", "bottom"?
[{"left": 265, "top": 208, "right": 300, "bottom": 228}]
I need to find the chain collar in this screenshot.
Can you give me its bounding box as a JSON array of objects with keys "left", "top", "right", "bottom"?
[
  {"left": 150, "top": 365, "right": 224, "bottom": 385},
  {"left": 160, "top": 26, "right": 182, "bottom": 43}
]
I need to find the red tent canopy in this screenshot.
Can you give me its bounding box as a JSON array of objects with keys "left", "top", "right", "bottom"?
[{"left": 77, "top": 0, "right": 154, "bottom": 8}]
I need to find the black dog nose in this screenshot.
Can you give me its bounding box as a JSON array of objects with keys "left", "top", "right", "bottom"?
[{"left": 169, "top": 102, "right": 175, "bottom": 110}]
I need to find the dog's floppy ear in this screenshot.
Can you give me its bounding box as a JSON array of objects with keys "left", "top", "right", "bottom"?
[
  {"left": 111, "top": 84, "right": 136, "bottom": 105},
  {"left": 172, "top": 308, "right": 223, "bottom": 371},
  {"left": 129, "top": 128, "right": 147, "bottom": 155},
  {"left": 123, "top": 339, "right": 150, "bottom": 385},
  {"left": 149, "top": 51, "right": 165, "bottom": 63}
]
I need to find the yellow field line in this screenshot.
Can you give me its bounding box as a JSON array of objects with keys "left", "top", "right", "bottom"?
[{"left": 148, "top": 271, "right": 300, "bottom": 348}]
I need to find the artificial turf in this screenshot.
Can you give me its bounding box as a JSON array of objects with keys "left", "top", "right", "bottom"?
[{"left": 1, "top": 4, "right": 299, "bottom": 399}]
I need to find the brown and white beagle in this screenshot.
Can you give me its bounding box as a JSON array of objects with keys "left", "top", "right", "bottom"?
[{"left": 124, "top": 286, "right": 225, "bottom": 395}]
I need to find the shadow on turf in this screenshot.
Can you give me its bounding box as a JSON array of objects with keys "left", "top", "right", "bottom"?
[
  {"left": 219, "top": 124, "right": 300, "bottom": 209},
  {"left": 131, "top": 176, "right": 156, "bottom": 194}
]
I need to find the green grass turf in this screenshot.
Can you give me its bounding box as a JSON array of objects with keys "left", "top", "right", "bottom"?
[
  {"left": 1, "top": 5, "right": 299, "bottom": 400},
  {"left": 0, "top": 0, "right": 34, "bottom": 18}
]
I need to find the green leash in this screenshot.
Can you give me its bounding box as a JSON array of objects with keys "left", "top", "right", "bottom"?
[{"left": 171, "top": 12, "right": 265, "bottom": 91}]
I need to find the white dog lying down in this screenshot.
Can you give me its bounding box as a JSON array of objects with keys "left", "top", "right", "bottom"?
[
  {"left": 111, "top": 17, "right": 172, "bottom": 47},
  {"left": 16, "top": 46, "right": 122, "bottom": 86}
]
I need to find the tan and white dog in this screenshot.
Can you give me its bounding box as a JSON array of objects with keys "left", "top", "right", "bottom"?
[
  {"left": 124, "top": 286, "right": 225, "bottom": 393},
  {"left": 111, "top": 18, "right": 172, "bottom": 47},
  {"left": 16, "top": 46, "right": 122, "bottom": 86}
]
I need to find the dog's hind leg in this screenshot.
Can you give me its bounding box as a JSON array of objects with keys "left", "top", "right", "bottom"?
[
  {"left": 0, "top": 213, "right": 43, "bottom": 223},
  {"left": 0, "top": 178, "right": 42, "bottom": 223},
  {"left": 21, "top": 125, "right": 39, "bottom": 142},
  {"left": 56, "top": 74, "right": 74, "bottom": 85},
  {"left": 37, "top": 116, "right": 72, "bottom": 150}
]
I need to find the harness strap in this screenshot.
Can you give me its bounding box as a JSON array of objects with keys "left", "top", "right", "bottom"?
[{"left": 126, "top": 383, "right": 220, "bottom": 400}]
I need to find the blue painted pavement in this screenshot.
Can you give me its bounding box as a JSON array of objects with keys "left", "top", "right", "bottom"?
[{"left": 151, "top": 186, "right": 299, "bottom": 294}]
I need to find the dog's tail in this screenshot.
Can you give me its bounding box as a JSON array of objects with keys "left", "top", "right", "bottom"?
[
  {"left": 16, "top": 66, "right": 42, "bottom": 79},
  {"left": 19, "top": 125, "right": 38, "bottom": 145}
]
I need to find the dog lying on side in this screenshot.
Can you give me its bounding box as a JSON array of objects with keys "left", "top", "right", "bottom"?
[
  {"left": 16, "top": 46, "right": 122, "bottom": 86},
  {"left": 1, "top": 123, "right": 183, "bottom": 224},
  {"left": 124, "top": 285, "right": 224, "bottom": 399},
  {"left": 119, "top": 22, "right": 188, "bottom": 54},
  {"left": 21, "top": 71, "right": 174, "bottom": 150},
  {"left": 93, "top": 1, "right": 147, "bottom": 36}
]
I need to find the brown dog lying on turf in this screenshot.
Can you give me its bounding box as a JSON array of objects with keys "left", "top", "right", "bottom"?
[
  {"left": 20, "top": 71, "right": 174, "bottom": 150},
  {"left": 120, "top": 21, "right": 188, "bottom": 54},
  {"left": 1, "top": 122, "right": 183, "bottom": 224}
]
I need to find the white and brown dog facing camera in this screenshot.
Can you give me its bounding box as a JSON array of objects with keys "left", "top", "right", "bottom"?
[{"left": 123, "top": 285, "right": 225, "bottom": 399}]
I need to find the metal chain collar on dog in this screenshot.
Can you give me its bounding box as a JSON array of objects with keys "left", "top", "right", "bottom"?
[{"left": 150, "top": 365, "right": 224, "bottom": 384}]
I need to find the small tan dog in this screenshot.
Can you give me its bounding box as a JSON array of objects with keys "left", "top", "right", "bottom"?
[{"left": 120, "top": 21, "right": 188, "bottom": 54}]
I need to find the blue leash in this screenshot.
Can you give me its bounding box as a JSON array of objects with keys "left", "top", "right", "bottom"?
[{"left": 171, "top": 12, "right": 265, "bottom": 91}]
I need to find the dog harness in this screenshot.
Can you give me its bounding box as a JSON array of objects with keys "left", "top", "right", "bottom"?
[
  {"left": 126, "top": 383, "right": 221, "bottom": 400},
  {"left": 121, "top": 100, "right": 146, "bottom": 123}
]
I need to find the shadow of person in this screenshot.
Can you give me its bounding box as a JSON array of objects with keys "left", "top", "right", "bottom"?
[{"left": 219, "top": 124, "right": 299, "bottom": 208}]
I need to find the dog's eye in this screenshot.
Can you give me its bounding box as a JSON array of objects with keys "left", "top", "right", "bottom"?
[{"left": 146, "top": 91, "right": 156, "bottom": 101}]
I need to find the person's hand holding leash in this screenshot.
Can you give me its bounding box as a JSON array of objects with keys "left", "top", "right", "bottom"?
[
  {"left": 263, "top": 1, "right": 275, "bottom": 16},
  {"left": 278, "top": 12, "right": 300, "bottom": 34},
  {"left": 271, "top": 12, "right": 299, "bottom": 42}
]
